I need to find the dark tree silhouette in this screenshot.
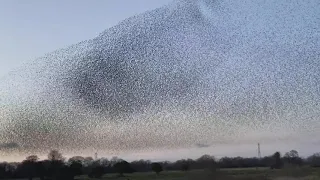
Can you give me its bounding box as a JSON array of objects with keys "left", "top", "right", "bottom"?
[
  {"left": 283, "top": 150, "right": 303, "bottom": 166},
  {"left": 6, "top": 149, "right": 320, "bottom": 179},
  {"left": 88, "top": 165, "right": 105, "bottom": 179},
  {"left": 69, "top": 161, "right": 83, "bottom": 179},
  {"left": 26, "top": 155, "right": 39, "bottom": 162},
  {"left": 0, "top": 164, "right": 5, "bottom": 179},
  {"left": 47, "top": 150, "right": 65, "bottom": 180},
  {"left": 0, "top": 163, "right": 13, "bottom": 179},
  {"left": 151, "top": 162, "right": 163, "bottom": 175},
  {"left": 114, "top": 160, "right": 134, "bottom": 176},
  {"left": 182, "top": 163, "right": 190, "bottom": 171},
  {"left": 271, "top": 152, "right": 283, "bottom": 169},
  {"left": 84, "top": 156, "right": 94, "bottom": 166},
  {"left": 130, "top": 160, "right": 151, "bottom": 172},
  {"left": 285, "top": 150, "right": 299, "bottom": 158},
  {"left": 196, "top": 154, "right": 217, "bottom": 170},
  {"left": 48, "top": 150, "right": 64, "bottom": 161},
  {"left": 35, "top": 161, "right": 46, "bottom": 180},
  {"left": 17, "top": 155, "right": 39, "bottom": 180},
  {"left": 68, "top": 156, "right": 85, "bottom": 164},
  {"left": 307, "top": 153, "right": 320, "bottom": 167}
]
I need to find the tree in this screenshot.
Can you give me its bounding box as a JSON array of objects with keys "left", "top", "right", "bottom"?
[
  {"left": 26, "top": 155, "right": 39, "bottom": 162},
  {"left": 20, "top": 155, "right": 39, "bottom": 180},
  {"left": 99, "top": 158, "right": 110, "bottom": 167},
  {"left": 182, "top": 163, "right": 189, "bottom": 171},
  {"left": 67, "top": 156, "right": 84, "bottom": 177},
  {"left": 307, "top": 153, "right": 320, "bottom": 167},
  {"left": 284, "top": 150, "right": 302, "bottom": 166},
  {"left": 47, "top": 150, "right": 65, "bottom": 179},
  {"left": 113, "top": 161, "right": 134, "bottom": 176},
  {"left": 48, "top": 150, "right": 64, "bottom": 161},
  {"left": 151, "top": 163, "right": 163, "bottom": 175},
  {"left": 284, "top": 150, "right": 299, "bottom": 159},
  {"left": 35, "top": 161, "right": 46, "bottom": 180},
  {"left": 196, "top": 155, "right": 217, "bottom": 169},
  {"left": 0, "top": 163, "right": 12, "bottom": 179},
  {"left": 110, "top": 156, "right": 122, "bottom": 166},
  {"left": 69, "top": 161, "right": 83, "bottom": 179},
  {"left": 56, "top": 165, "right": 74, "bottom": 180},
  {"left": 271, "top": 152, "right": 282, "bottom": 169},
  {"left": 175, "top": 159, "right": 193, "bottom": 171},
  {"left": 130, "top": 160, "right": 151, "bottom": 172},
  {"left": 68, "top": 156, "right": 85, "bottom": 164},
  {"left": 88, "top": 165, "right": 105, "bottom": 179},
  {"left": 84, "top": 157, "right": 94, "bottom": 165}
]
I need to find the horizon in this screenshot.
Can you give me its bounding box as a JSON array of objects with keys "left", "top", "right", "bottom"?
[
  {"left": 1, "top": 141, "right": 318, "bottom": 163},
  {"left": 1, "top": 146, "right": 317, "bottom": 164}
]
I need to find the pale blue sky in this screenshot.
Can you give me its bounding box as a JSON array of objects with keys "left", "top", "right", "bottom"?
[{"left": 0, "top": 0, "right": 172, "bottom": 77}]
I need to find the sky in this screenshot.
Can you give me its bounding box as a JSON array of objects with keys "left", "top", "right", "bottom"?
[
  {"left": 0, "top": 0, "right": 172, "bottom": 161},
  {"left": 0, "top": 0, "right": 172, "bottom": 78},
  {"left": 0, "top": 0, "right": 319, "bottom": 162}
]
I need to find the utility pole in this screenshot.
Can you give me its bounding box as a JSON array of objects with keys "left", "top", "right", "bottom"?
[
  {"left": 256, "top": 143, "right": 261, "bottom": 170},
  {"left": 258, "top": 143, "right": 261, "bottom": 159}
]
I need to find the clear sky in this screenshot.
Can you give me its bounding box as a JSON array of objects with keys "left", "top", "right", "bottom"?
[{"left": 0, "top": 0, "right": 172, "bottom": 77}]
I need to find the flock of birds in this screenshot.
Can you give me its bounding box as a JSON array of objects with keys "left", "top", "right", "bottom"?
[{"left": 0, "top": 0, "right": 319, "bottom": 159}]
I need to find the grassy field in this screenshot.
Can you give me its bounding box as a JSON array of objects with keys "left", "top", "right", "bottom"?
[
  {"left": 6, "top": 167, "right": 320, "bottom": 180},
  {"left": 73, "top": 167, "right": 320, "bottom": 180}
]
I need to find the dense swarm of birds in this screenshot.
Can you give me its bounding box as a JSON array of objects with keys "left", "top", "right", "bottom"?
[{"left": 0, "top": 0, "right": 319, "bottom": 159}]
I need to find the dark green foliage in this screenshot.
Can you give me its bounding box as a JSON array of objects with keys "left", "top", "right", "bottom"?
[
  {"left": 47, "top": 160, "right": 65, "bottom": 178},
  {"left": 307, "top": 153, "right": 320, "bottom": 167},
  {"left": 56, "top": 165, "right": 74, "bottom": 180},
  {"left": 270, "top": 152, "right": 283, "bottom": 169},
  {"left": 196, "top": 155, "right": 217, "bottom": 170},
  {"left": 35, "top": 161, "right": 46, "bottom": 180},
  {"left": 88, "top": 165, "right": 105, "bottom": 178},
  {"left": 130, "top": 160, "right": 152, "bottom": 172},
  {"left": 151, "top": 162, "right": 163, "bottom": 174},
  {"left": 69, "top": 161, "right": 83, "bottom": 178},
  {"left": 113, "top": 160, "right": 134, "bottom": 176},
  {"left": 181, "top": 162, "right": 189, "bottom": 171},
  {"left": 0, "top": 163, "right": 14, "bottom": 179},
  {"left": 219, "top": 157, "right": 261, "bottom": 168},
  {"left": 4, "top": 150, "right": 320, "bottom": 179},
  {"left": 15, "top": 155, "right": 39, "bottom": 180}
]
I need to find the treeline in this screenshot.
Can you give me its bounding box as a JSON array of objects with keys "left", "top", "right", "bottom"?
[{"left": 0, "top": 149, "right": 320, "bottom": 180}]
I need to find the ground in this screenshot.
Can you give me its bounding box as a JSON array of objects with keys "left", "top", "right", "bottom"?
[
  {"left": 6, "top": 167, "right": 320, "bottom": 180},
  {"left": 75, "top": 167, "right": 320, "bottom": 180}
]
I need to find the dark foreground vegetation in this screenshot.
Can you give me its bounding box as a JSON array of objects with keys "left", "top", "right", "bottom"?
[{"left": 1, "top": 149, "right": 320, "bottom": 180}]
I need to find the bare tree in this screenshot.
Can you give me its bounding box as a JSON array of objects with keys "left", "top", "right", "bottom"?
[
  {"left": 48, "top": 150, "right": 64, "bottom": 161},
  {"left": 68, "top": 156, "right": 85, "bottom": 164},
  {"left": 26, "top": 155, "right": 39, "bottom": 162},
  {"left": 284, "top": 150, "right": 299, "bottom": 158},
  {"left": 284, "top": 150, "right": 302, "bottom": 166},
  {"left": 307, "top": 153, "right": 320, "bottom": 167}
]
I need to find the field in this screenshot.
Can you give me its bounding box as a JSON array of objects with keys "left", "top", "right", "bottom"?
[
  {"left": 6, "top": 167, "right": 320, "bottom": 180},
  {"left": 72, "top": 167, "right": 320, "bottom": 180}
]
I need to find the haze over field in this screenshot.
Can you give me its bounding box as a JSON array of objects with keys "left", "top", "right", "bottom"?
[{"left": 0, "top": 0, "right": 319, "bottom": 161}]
